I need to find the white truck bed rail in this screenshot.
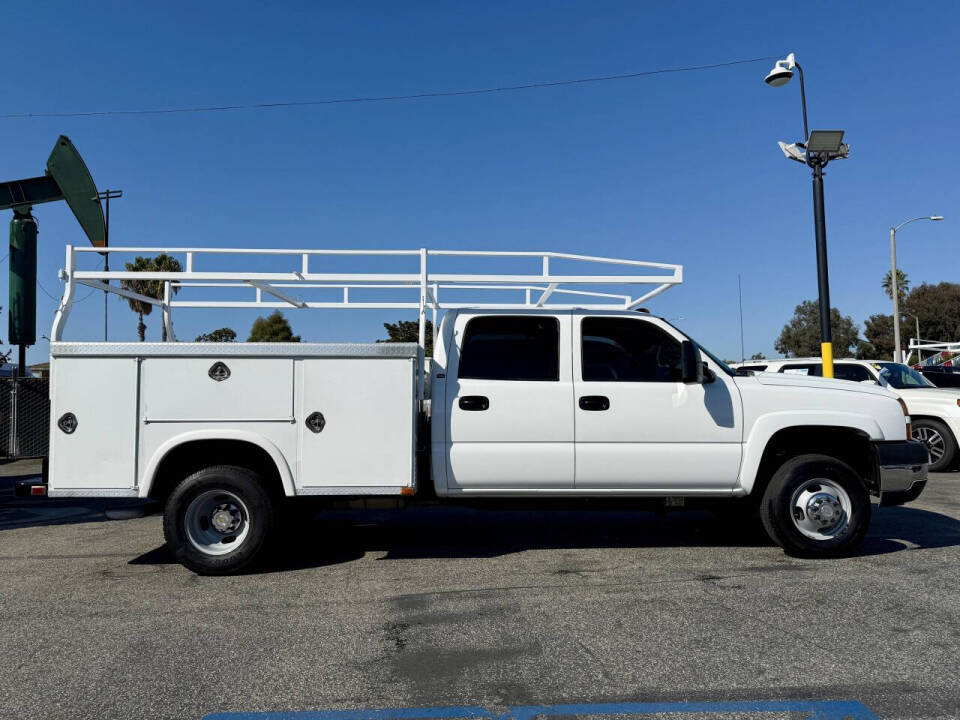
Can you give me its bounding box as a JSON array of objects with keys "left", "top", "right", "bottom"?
[{"left": 53, "top": 245, "right": 683, "bottom": 351}]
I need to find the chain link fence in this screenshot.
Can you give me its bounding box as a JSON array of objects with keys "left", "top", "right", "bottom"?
[{"left": 0, "top": 377, "right": 50, "bottom": 459}]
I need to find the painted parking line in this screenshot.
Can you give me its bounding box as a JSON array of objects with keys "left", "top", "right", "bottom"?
[{"left": 204, "top": 699, "right": 880, "bottom": 720}]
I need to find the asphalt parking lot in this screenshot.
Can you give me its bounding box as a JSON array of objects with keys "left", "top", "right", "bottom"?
[{"left": 0, "top": 468, "right": 957, "bottom": 720}]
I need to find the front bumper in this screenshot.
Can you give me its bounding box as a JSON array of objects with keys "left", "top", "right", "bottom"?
[{"left": 874, "top": 440, "right": 929, "bottom": 504}]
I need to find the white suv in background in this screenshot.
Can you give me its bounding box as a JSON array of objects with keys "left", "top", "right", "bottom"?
[{"left": 732, "top": 358, "right": 960, "bottom": 472}]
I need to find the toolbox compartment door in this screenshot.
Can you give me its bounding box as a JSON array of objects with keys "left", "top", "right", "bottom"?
[
  {"left": 48, "top": 357, "right": 139, "bottom": 491},
  {"left": 298, "top": 358, "right": 416, "bottom": 489},
  {"left": 140, "top": 357, "right": 294, "bottom": 422}
]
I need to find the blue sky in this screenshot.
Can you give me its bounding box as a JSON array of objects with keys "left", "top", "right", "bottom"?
[{"left": 3, "top": 1, "right": 957, "bottom": 364}]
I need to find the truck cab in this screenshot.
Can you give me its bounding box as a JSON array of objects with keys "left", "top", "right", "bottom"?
[{"left": 431, "top": 309, "right": 743, "bottom": 495}]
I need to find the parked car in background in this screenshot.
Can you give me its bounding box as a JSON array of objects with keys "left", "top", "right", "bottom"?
[
  {"left": 918, "top": 366, "right": 960, "bottom": 389},
  {"left": 732, "top": 358, "right": 960, "bottom": 472}
]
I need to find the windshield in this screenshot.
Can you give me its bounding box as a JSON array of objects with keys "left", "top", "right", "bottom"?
[
  {"left": 696, "top": 342, "right": 735, "bottom": 376},
  {"left": 873, "top": 362, "right": 937, "bottom": 389}
]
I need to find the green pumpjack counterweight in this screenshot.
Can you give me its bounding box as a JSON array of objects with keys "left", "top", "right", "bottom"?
[{"left": 8, "top": 210, "right": 37, "bottom": 347}]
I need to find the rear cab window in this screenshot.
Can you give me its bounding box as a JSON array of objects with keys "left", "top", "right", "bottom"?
[{"left": 458, "top": 315, "right": 560, "bottom": 381}]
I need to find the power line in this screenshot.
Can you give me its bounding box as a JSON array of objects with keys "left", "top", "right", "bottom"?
[
  {"left": 1, "top": 55, "right": 779, "bottom": 120},
  {"left": 37, "top": 259, "right": 104, "bottom": 304},
  {"left": 36, "top": 279, "right": 60, "bottom": 302}
]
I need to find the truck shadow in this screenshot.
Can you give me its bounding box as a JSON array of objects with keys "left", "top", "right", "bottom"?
[
  {"left": 0, "top": 474, "right": 155, "bottom": 531},
  {"left": 128, "top": 502, "right": 960, "bottom": 573}
]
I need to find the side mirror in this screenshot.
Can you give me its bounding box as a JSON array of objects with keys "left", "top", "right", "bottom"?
[
  {"left": 877, "top": 368, "right": 890, "bottom": 388},
  {"left": 680, "top": 340, "right": 703, "bottom": 384},
  {"left": 703, "top": 363, "right": 717, "bottom": 383}
]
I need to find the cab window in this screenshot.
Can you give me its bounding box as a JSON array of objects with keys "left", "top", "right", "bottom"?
[
  {"left": 781, "top": 364, "right": 818, "bottom": 376},
  {"left": 458, "top": 316, "right": 560, "bottom": 381},
  {"left": 834, "top": 364, "right": 873, "bottom": 382},
  {"left": 582, "top": 317, "right": 681, "bottom": 382}
]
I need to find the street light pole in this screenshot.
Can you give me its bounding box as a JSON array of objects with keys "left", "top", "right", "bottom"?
[
  {"left": 890, "top": 215, "right": 942, "bottom": 363},
  {"left": 811, "top": 159, "right": 832, "bottom": 372},
  {"left": 765, "top": 54, "right": 848, "bottom": 378},
  {"left": 890, "top": 226, "right": 901, "bottom": 363}
]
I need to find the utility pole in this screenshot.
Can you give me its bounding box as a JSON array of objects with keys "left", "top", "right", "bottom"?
[
  {"left": 96, "top": 189, "right": 123, "bottom": 341},
  {"left": 738, "top": 274, "right": 745, "bottom": 362}
]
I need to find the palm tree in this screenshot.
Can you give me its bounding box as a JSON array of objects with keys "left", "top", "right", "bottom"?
[
  {"left": 151, "top": 254, "right": 183, "bottom": 342},
  {"left": 120, "top": 254, "right": 183, "bottom": 341},
  {"left": 881, "top": 269, "right": 909, "bottom": 307},
  {"left": 121, "top": 256, "right": 154, "bottom": 341}
]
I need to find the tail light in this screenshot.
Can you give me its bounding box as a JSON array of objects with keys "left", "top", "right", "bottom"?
[{"left": 897, "top": 398, "right": 912, "bottom": 437}]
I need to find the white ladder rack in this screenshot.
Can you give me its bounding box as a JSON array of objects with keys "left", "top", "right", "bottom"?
[{"left": 52, "top": 245, "right": 683, "bottom": 351}]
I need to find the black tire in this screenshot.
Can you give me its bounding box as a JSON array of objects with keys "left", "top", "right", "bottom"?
[
  {"left": 760, "top": 454, "right": 871, "bottom": 558},
  {"left": 911, "top": 418, "right": 956, "bottom": 472},
  {"left": 163, "top": 465, "right": 275, "bottom": 575}
]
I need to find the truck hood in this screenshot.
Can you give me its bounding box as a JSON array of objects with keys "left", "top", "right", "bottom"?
[{"left": 750, "top": 372, "right": 898, "bottom": 399}]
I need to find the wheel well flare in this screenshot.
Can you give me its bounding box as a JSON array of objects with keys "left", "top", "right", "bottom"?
[
  {"left": 147, "top": 439, "right": 286, "bottom": 506},
  {"left": 754, "top": 426, "right": 876, "bottom": 497}
]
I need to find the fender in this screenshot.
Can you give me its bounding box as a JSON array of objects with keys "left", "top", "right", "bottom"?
[
  {"left": 738, "top": 411, "right": 884, "bottom": 495},
  {"left": 139, "top": 429, "right": 296, "bottom": 499}
]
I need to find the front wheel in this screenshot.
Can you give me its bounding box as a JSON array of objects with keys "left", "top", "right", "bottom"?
[
  {"left": 163, "top": 465, "right": 275, "bottom": 575},
  {"left": 760, "top": 454, "right": 871, "bottom": 558},
  {"left": 911, "top": 418, "right": 956, "bottom": 472}
]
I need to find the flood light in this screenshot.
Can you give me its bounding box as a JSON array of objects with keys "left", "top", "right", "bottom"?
[{"left": 806, "top": 130, "right": 845, "bottom": 154}]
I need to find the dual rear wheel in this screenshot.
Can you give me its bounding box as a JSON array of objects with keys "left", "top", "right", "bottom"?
[{"left": 163, "top": 466, "right": 275, "bottom": 575}]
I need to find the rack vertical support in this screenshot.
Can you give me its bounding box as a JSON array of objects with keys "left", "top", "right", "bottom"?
[{"left": 417, "top": 247, "right": 428, "bottom": 401}]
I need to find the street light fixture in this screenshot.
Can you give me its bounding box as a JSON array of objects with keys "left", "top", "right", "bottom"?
[
  {"left": 764, "top": 53, "right": 808, "bottom": 140},
  {"left": 890, "top": 215, "right": 943, "bottom": 363},
  {"left": 764, "top": 53, "right": 849, "bottom": 378}
]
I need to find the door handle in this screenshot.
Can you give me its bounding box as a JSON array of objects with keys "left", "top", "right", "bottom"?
[
  {"left": 459, "top": 395, "right": 489, "bottom": 411},
  {"left": 579, "top": 395, "right": 610, "bottom": 411}
]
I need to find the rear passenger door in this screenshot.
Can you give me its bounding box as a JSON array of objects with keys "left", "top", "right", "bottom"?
[{"left": 445, "top": 312, "right": 574, "bottom": 491}]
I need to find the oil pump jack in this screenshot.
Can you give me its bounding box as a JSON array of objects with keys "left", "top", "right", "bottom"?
[{"left": 0, "top": 136, "right": 106, "bottom": 375}]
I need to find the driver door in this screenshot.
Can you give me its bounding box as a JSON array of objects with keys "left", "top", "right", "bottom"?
[{"left": 572, "top": 314, "right": 742, "bottom": 490}]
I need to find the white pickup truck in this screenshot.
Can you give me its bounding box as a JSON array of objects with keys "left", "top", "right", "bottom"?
[{"left": 34, "top": 245, "right": 928, "bottom": 573}]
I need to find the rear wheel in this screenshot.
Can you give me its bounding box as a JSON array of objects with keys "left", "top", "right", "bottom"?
[
  {"left": 760, "top": 454, "right": 870, "bottom": 558},
  {"left": 163, "top": 465, "right": 275, "bottom": 575},
  {"left": 911, "top": 418, "right": 956, "bottom": 472}
]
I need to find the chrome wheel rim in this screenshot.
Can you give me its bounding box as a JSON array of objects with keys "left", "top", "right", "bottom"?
[
  {"left": 184, "top": 490, "right": 250, "bottom": 556},
  {"left": 790, "top": 478, "right": 851, "bottom": 541},
  {"left": 912, "top": 426, "right": 945, "bottom": 464}
]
